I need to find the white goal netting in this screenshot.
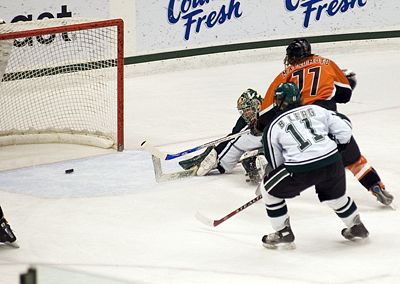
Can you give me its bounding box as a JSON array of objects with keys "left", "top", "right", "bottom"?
[{"left": 0, "top": 18, "right": 124, "bottom": 150}]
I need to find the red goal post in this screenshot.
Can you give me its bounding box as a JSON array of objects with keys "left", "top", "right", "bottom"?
[{"left": 0, "top": 18, "right": 124, "bottom": 151}]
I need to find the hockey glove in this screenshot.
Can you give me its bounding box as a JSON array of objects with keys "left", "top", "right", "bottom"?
[{"left": 342, "top": 69, "right": 357, "bottom": 90}]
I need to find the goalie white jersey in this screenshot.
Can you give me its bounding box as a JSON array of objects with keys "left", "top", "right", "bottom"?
[{"left": 263, "top": 105, "right": 352, "bottom": 173}]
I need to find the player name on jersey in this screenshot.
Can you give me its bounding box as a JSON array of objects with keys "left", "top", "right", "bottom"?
[{"left": 277, "top": 107, "right": 316, "bottom": 129}]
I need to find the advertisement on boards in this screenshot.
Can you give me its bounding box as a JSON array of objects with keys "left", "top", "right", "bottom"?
[
  {"left": 0, "top": 0, "right": 110, "bottom": 23},
  {"left": 135, "top": 0, "right": 400, "bottom": 54},
  {"left": 0, "top": 0, "right": 111, "bottom": 71}
]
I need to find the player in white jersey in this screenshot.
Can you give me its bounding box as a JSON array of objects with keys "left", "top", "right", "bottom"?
[
  {"left": 260, "top": 82, "right": 368, "bottom": 249},
  {"left": 257, "top": 38, "right": 393, "bottom": 206}
]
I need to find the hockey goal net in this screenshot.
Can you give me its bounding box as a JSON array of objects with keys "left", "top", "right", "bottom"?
[{"left": 0, "top": 18, "right": 124, "bottom": 151}]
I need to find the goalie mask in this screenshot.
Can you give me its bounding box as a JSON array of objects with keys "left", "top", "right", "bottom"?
[
  {"left": 274, "top": 83, "right": 301, "bottom": 111},
  {"left": 284, "top": 38, "right": 312, "bottom": 66},
  {"left": 237, "top": 88, "right": 262, "bottom": 125}
]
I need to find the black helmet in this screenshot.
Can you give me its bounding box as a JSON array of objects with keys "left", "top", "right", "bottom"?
[{"left": 284, "top": 38, "right": 312, "bottom": 66}]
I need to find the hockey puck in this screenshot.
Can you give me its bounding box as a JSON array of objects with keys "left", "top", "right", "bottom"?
[{"left": 65, "top": 169, "right": 74, "bottom": 174}]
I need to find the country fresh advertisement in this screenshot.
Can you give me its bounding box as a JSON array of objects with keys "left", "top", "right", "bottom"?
[{"left": 135, "top": 0, "right": 400, "bottom": 53}]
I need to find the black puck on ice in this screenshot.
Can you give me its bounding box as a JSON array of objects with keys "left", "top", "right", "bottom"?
[{"left": 65, "top": 169, "right": 74, "bottom": 174}]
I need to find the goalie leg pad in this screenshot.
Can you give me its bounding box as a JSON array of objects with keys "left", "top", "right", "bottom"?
[
  {"left": 196, "top": 148, "right": 218, "bottom": 176},
  {"left": 179, "top": 146, "right": 214, "bottom": 170}
]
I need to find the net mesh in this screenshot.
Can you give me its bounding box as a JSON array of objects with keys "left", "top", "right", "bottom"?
[{"left": 0, "top": 18, "right": 122, "bottom": 149}]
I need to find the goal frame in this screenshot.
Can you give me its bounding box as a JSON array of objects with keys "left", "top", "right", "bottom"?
[{"left": 0, "top": 18, "right": 124, "bottom": 151}]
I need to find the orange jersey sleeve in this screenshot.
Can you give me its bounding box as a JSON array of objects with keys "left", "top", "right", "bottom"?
[{"left": 260, "top": 55, "right": 351, "bottom": 113}]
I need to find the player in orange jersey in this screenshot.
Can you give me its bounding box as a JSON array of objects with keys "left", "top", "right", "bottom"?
[{"left": 255, "top": 38, "right": 393, "bottom": 206}]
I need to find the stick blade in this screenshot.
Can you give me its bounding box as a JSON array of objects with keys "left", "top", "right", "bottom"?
[{"left": 195, "top": 211, "right": 217, "bottom": 227}]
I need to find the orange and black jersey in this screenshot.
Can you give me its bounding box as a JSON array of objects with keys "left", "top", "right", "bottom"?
[{"left": 257, "top": 55, "right": 352, "bottom": 131}]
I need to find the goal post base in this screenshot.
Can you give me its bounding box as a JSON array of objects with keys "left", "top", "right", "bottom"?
[{"left": 0, "top": 133, "right": 115, "bottom": 149}]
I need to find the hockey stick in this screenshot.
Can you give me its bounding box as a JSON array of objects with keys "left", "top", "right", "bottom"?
[
  {"left": 151, "top": 155, "right": 197, "bottom": 182},
  {"left": 196, "top": 187, "right": 263, "bottom": 227},
  {"left": 141, "top": 129, "right": 250, "bottom": 160}
]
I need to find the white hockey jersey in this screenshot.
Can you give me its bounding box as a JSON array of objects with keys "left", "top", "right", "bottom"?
[
  {"left": 218, "top": 129, "right": 262, "bottom": 172},
  {"left": 263, "top": 105, "right": 352, "bottom": 173}
]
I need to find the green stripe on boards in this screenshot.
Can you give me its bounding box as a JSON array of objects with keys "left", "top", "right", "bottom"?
[{"left": 125, "top": 30, "right": 400, "bottom": 65}]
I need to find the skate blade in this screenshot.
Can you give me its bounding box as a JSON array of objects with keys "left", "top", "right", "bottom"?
[
  {"left": 342, "top": 231, "right": 369, "bottom": 241},
  {"left": 388, "top": 202, "right": 397, "bottom": 211},
  {"left": 343, "top": 235, "right": 369, "bottom": 241},
  {"left": 262, "top": 242, "right": 296, "bottom": 250},
  {"left": 0, "top": 241, "right": 19, "bottom": 248}
]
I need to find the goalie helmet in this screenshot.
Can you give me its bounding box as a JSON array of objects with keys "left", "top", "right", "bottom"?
[
  {"left": 274, "top": 82, "right": 301, "bottom": 111},
  {"left": 237, "top": 88, "right": 263, "bottom": 125},
  {"left": 284, "top": 38, "right": 312, "bottom": 66}
]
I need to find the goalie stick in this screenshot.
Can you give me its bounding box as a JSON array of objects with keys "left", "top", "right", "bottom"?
[
  {"left": 151, "top": 155, "right": 197, "bottom": 182},
  {"left": 196, "top": 184, "right": 263, "bottom": 227},
  {"left": 149, "top": 149, "right": 264, "bottom": 183},
  {"left": 141, "top": 129, "right": 250, "bottom": 161}
]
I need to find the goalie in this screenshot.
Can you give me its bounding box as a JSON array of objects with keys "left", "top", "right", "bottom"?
[{"left": 179, "top": 88, "right": 267, "bottom": 184}]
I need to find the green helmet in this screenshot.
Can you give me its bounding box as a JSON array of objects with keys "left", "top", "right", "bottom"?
[
  {"left": 237, "top": 88, "right": 262, "bottom": 125},
  {"left": 274, "top": 82, "right": 301, "bottom": 111}
]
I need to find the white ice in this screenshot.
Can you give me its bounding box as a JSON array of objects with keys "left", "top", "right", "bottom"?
[{"left": 1, "top": 38, "right": 400, "bottom": 284}]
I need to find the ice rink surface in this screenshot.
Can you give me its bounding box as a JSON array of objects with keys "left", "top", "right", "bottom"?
[{"left": 1, "top": 38, "right": 400, "bottom": 284}]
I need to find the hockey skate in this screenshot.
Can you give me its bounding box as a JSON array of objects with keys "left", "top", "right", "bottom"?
[
  {"left": 0, "top": 217, "right": 18, "bottom": 248},
  {"left": 341, "top": 214, "right": 369, "bottom": 241},
  {"left": 262, "top": 218, "right": 295, "bottom": 249},
  {"left": 369, "top": 183, "right": 394, "bottom": 206}
]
